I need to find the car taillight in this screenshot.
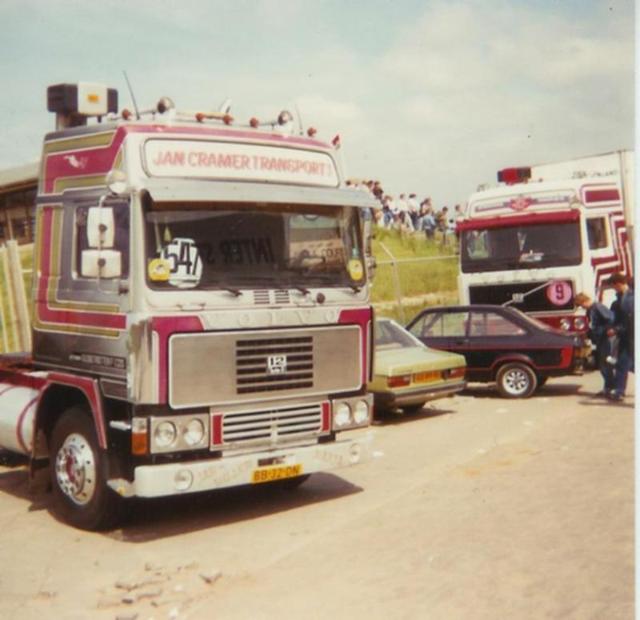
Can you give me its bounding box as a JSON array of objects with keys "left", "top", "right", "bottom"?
[
  {"left": 388, "top": 375, "right": 411, "bottom": 388},
  {"left": 444, "top": 367, "right": 466, "bottom": 379}
]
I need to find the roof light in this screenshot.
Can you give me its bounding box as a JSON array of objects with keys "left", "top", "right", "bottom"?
[
  {"left": 307, "top": 127, "right": 317, "bottom": 137},
  {"left": 498, "top": 167, "right": 531, "bottom": 185},
  {"left": 277, "top": 110, "right": 293, "bottom": 125},
  {"left": 195, "top": 112, "right": 205, "bottom": 123},
  {"left": 156, "top": 96, "right": 175, "bottom": 114},
  {"left": 223, "top": 113, "right": 234, "bottom": 125},
  {"left": 122, "top": 109, "right": 133, "bottom": 120},
  {"left": 249, "top": 117, "right": 259, "bottom": 128}
]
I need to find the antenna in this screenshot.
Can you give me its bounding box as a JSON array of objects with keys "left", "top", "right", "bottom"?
[
  {"left": 122, "top": 70, "right": 140, "bottom": 120},
  {"left": 294, "top": 103, "right": 304, "bottom": 136}
]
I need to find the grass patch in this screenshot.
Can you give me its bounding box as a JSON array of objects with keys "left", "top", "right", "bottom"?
[{"left": 371, "top": 227, "right": 459, "bottom": 305}]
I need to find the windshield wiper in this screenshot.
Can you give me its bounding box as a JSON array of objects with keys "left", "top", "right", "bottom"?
[{"left": 218, "top": 285, "right": 243, "bottom": 297}]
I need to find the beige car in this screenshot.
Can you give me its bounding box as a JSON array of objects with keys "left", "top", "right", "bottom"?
[{"left": 369, "top": 318, "right": 467, "bottom": 414}]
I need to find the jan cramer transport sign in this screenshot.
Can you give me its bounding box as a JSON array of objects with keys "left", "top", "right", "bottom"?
[{"left": 144, "top": 139, "right": 339, "bottom": 187}]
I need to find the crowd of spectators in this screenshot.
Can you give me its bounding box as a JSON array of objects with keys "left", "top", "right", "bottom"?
[{"left": 347, "top": 178, "right": 465, "bottom": 247}]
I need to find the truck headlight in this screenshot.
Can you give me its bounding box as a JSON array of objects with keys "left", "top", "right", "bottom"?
[
  {"left": 154, "top": 421, "right": 177, "bottom": 448},
  {"left": 573, "top": 317, "right": 586, "bottom": 331},
  {"left": 183, "top": 418, "right": 205, "bottom": 446},
  {"left": 560, "top": 318, "right": 571, "bottom": 331},
  {"left": 353, "top": 400, "right": 369, "bottom": 425},
  {"left": 334, "top": 402, "right": 352, "bottom": 428}
]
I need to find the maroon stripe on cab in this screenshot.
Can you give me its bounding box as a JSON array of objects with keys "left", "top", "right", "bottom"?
[
  {"left": 338, "top": 307, "right": 372, "bottom": 386},
  {"left": 151, "top": 316, "right": 204, "bottom": 403},
  {"left": 321, "top": 401, "right": 331, "bottom": 433},
  {"left": 584, "top": 189, "right": 620, "bottom": 203},
  {"left": 457, "top": 209, "right": 579, "bottom": 231},
  {"left": 211, "top": 413, "right": 223, "bottom": 446}
]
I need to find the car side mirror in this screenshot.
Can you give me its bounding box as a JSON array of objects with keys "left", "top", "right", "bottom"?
[
  {"left": 81, "top": 249, "right": 122, "bottom": 278},
  {"left": 87, "top": 206, "right": 115, "bottom": 249}
]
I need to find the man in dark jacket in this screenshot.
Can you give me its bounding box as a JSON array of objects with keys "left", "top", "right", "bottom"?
[
  {"left": 574, "top": 292, "right": 614, "bottom": 396},
  {"left": 605, "top": 273, "right": 634, "bottom": 402}
]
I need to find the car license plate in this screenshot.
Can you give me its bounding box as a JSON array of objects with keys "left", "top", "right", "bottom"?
[
  {"left": 252, "top": 464, "right": 302, "bottom": 484},
  {"left": 413, "top": 370, "right": 441, "bottom": 384}
]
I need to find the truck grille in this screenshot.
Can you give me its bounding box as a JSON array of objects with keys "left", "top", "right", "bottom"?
[
  {"left": 236, "top": 336, "right": 314, "bottom": 394},
  {"left": 222, "top": 403, "right": 323, "bottom": 446}
]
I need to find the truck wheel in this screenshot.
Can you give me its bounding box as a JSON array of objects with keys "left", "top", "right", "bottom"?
[
  {"left": 496, "top": 363, "right": 537, "bottom": 398},
  {"left": 49, "top": 408, "right": 123, "bottom": 530}
]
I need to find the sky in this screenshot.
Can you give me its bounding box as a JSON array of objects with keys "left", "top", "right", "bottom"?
[{"left": 0, "top": 0, "right": 634, "bottom": 207}]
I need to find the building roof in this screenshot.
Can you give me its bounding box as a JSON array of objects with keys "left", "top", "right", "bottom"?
[{"left": 0, "top": 162, "right": 39, "bottom": 192}]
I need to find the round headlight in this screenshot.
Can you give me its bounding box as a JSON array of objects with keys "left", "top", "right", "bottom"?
[
  {"left": 560, "top": 318, "right": 571, "bottom": 331},
  {"left": 574, "top": 317, "right": 586, "bottom": 331},
  {"left": 334, "top": 403, "right": 352, "bottom": 427},
  {"left": 353, "top": 400, "right": 369, "bottom": 425},
  {"left": 154, "top": 421, "right": 177, "bottom": 448},
  {"left": 183, "top": 418, "right": 205, "bottom": 446}
]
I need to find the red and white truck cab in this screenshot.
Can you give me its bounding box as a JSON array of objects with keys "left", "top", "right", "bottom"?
[
  {"left": 0, "top": 82, "right": 376, "bottom": 529},
  {"left": 458, "top": 151, "right": 634, "bottom": 332}
]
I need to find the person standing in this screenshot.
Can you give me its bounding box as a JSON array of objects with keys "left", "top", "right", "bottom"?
[
  {"left": 605, "top": 273, "right": 634, "bottom": 402},
  {"left": 574, "top": 292, "right": 614, "bottom": 397}
]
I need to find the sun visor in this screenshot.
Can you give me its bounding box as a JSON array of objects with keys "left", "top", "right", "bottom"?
[{"left": 142, "top": 179, "right": 378, "bottom": 210}]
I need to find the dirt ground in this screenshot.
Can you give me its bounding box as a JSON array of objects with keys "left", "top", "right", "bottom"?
[{"left": 0, "top": 370, "right": 634, "bottom": 620}]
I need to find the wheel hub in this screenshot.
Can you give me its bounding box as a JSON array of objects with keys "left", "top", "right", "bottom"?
[
  {"left": 504, "top": 369, "right": 529, "bottom": 395},
  {"left": 55, "top": 433, "right": 96, "bottom": 505}
]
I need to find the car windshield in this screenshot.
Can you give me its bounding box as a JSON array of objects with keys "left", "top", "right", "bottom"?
[
  {"left": 461, "top": 221, "right": 581, "bottom": 273},
  {"left": 376, "top": 319, "right": 422, "bottom": 350},
  {"left": 143, "top": 199, "right": 365, "bottom": 290}
]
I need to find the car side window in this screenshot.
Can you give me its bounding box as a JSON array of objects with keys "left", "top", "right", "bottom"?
[
  {"left": 469, "top": 312, "right": 526, "bottom": 336},
  {"left": 413, "top": 312, "right": 469, "bottom": 337}
]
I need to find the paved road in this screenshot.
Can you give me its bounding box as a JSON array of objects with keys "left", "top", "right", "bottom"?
[{"left": 0, "top": 370, "right": 633, "bottom": 619}]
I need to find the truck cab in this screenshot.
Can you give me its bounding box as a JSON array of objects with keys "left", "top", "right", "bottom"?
[{"left": 0, "top": 82, "right": 376, "bottom": 529}]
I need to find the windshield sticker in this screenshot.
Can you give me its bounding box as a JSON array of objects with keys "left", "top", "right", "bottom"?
[
  {"left": 148, "top": 258, "right": 171, "bottom": 282},
  {"left": 159, "top": 238, "right": 203, "bottom": 288},
  {"left": 546, "top": 281, "right": 572, "bottom": 306}
]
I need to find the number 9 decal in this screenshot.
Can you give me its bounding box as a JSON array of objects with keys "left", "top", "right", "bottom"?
[{"left": 546, "top": 281, "right": 572, "bottom": 306}]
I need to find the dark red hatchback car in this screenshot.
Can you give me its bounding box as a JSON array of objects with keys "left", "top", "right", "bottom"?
[{"left": 406, "top": 304, "right": 588, "bottom": 398}]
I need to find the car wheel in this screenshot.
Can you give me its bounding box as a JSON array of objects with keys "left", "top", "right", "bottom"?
[
  {"left": 50, "top": 407, "right": 123, "bottom": 530},
  {"left": 496, "top": 363, "right": 537, "bottom": 398},
  {"left": 402, "top": 403, "right": 426, "bottom": 414}
]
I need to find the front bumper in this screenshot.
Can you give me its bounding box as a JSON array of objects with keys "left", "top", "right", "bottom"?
[
  {"left": 107, "top": 431, "right": 373, "bottom": 498},
  {"left": 373, "top": 380, "right": 466, "bottom": 408}
]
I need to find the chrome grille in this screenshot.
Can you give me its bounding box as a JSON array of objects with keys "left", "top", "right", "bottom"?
[
  {"left": 236, "top": 336, "right": 313, "bottom": 394},
  {"left": 223, "top": 403, "right": 323, "bottom": 446}
]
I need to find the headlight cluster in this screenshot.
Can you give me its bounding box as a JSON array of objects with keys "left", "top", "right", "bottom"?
[
  {"left": 332, "top": 398, "right": 371, "bottom": 430},
  {"left": 560, "top": 316, "right": 587, "bottom": 332},
  {"left": 150, "top": 414, "right": 209, "bottom": 453}
]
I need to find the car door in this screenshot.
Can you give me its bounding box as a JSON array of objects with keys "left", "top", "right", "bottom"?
[{"left": 466, "top": 309, "right": 528, "bottom": 372}]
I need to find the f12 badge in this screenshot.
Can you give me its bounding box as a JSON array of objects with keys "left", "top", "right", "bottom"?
[{"left": 267, "top": 355, "right": 287, "bottom": 375}]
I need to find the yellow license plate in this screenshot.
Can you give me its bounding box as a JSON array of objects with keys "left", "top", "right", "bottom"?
[
  {"left": 252, "top": 464, "right": 303, "bottom": 484},
  {"left": 413, "top": 370, "right": 441, "bottom": 384}
]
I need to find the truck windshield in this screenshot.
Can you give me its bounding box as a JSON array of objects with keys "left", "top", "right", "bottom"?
[
  {"left": 143, "top": 200, "right": 365, "bottom": 290},
  {"left": 460, "top": 221, "right": 581, "bottom": 273}
]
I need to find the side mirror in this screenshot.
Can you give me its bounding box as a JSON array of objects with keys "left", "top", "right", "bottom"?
[
  {"left": 87, "top": 206, "right": 115, "bottom": 249},
  {"left": 81, "top": 249, "right": 122, "bottom": 278}
]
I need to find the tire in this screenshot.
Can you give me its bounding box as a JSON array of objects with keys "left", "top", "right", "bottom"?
[
  {"left": 402, "top": 403, "right": 426, "bottom": 414},
  {"left": 49, "top": 407, "right": 123, "bottom": 530},
  {"left": 495, "top": 362, "right": 537, "bottom": 398}
]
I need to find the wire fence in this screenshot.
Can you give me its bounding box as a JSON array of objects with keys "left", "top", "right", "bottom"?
[{"left": 371, "top": 240, "right": 460, "bottom": 324}]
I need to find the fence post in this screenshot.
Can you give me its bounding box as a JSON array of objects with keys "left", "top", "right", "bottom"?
[{"left": 379, "top": 242, "right": 405, "bottom": 323}]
